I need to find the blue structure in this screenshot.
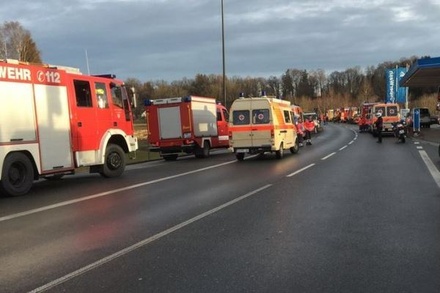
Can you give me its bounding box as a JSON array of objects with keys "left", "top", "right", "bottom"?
[
  {"left": 386, "top": 67, "right": 408, "bottom": 103},
  {"left": 400, "top": 57, "right": 440, "bottom": 87}
]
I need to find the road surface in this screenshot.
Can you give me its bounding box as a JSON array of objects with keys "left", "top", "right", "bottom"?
[{"left": 1, "top": 123, "right": 439, "bottom": 292}]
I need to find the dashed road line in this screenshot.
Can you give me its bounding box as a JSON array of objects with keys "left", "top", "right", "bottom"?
[
  {"left": 321, "top": 152, "right": 336, "bottom": 160},
  {"left": 286, "top": 164, "right": 315, "bottom": 177},
  {"left": 418, "top": 150, "right": 440, "bottom": 189}
]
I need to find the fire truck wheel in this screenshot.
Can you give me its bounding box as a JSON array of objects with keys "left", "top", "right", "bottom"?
[
  {"left": 275, "top": 144, "right": 284, "bottom": 159},
  {"left": 1, "top": 152, "right": 34, "bottom": 196},
  {"left": 163, "top": 154, "right": 178, "bottom": 161},
  {"left": 195, "top": 141, "right": 210, "bottom": 158},
  {"left": 235, "top": 153, "right": 245, "bottom": 161},
  {"left": 100, "top": 144, "right": 126, "bottom": 178}
]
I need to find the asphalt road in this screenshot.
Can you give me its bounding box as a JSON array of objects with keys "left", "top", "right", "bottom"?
[{"left": 1, "top": 123, "right": 440, "bottom": 293}]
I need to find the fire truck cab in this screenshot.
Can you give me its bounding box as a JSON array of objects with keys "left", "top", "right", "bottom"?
[{"left": 0, "top": 59, "right": 138, "bottom": 196}]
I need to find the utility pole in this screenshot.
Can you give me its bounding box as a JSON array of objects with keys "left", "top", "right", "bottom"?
[{"left": 221, "top": 0, "right": 226, "bottom": 107}]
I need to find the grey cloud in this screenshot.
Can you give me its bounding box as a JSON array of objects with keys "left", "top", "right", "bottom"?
[{"left": 1, "top": 0, "right": 439, "bottom": 81}]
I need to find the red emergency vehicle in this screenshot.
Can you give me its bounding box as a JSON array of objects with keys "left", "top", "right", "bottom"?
[
  {"left": 145, "top": 96, "right": 229, "bottom": 160},
  {"left": 0, "top": 59, "right": 138, "bottom": 196},
  {"left": 358, "top": 102, "right": 378, "bottom": 132}
]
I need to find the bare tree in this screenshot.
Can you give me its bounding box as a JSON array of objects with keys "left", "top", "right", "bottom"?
[{"left": 0, "top": 21, "right": 41, "bottom": 63}]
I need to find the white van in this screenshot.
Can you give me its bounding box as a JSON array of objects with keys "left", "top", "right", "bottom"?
[
  {"left": 413, "top": 107, "right": 432, "bottom": 128},
  {"left": 228, "top": 96, "right": 299, "bottom": 160},
  {"left": 371, "top": 103, "right": 400, "bottom": 136}
]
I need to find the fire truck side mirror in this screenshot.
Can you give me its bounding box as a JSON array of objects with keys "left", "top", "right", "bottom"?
[{"left": 130, "top": 86, "right": 137, "bottom": 108}]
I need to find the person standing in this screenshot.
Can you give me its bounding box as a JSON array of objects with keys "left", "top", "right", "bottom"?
[
  {"left": 375, "top": 112, "right": 383, "bottom": 143},
  {"left": 295, "top": 117, "right": 305, "bottom": 147},
  {"left": 304, "top": 116, "right": 315, "bottom": 145}
]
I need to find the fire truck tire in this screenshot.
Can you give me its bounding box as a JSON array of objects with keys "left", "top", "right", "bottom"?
[
  {"left": 100, "top": 144, "right": 126, "bottom": 178},
  {"left": 195, "top": 141, "right": 210, "bottom": 158},
  {"left": 235, "top": 153, "right": 245, "bottom": 161},
  {"left": 275, "top": 143, "right": 284, "bottom": 159},
  {"left": 0, "top": 152, "right": 34, "bottom": 196},
  {"left": 163, "top": 154, "right": 178, "bottom": 161}
]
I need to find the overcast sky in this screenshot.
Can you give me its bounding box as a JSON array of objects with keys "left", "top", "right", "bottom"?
[{"left": 2, "top": 0, "right": 440, "bottom": 82}]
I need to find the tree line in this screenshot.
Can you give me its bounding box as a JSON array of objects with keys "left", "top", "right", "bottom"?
[
  {"left": 2, "top": 21, "right": 437, "bottom": 119},
  {"left": 126, "top": 58, "right": 438, "bottom": 119}
]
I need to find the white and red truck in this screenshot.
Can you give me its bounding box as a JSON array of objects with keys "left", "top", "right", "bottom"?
[
  {"left": 0, "top": 59, "right": 138, "bottom": 196},
  {"left": 145, "top": 96, "right": 229, "bottom": 160}
]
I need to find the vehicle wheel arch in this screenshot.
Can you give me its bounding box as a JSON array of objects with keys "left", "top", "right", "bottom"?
[{"left": 195, "top": 139, "right": 211, "bottom": 158}]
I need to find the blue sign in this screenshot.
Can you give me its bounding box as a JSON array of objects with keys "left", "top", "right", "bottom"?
[
  {"left": 386, "top": 67, "right": 408, "bottom": 103},
  {"left": 386, "top": 69, "right": 396, "bottom": 103}
]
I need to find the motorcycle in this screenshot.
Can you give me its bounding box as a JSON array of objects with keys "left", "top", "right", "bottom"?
[{"left": 392, "top": 120, "right": 407, "bottom": 143}]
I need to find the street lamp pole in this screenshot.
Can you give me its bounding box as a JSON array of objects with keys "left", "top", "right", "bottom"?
[{"left": 221, "top": 0, "right": 226, "bottom": 107}]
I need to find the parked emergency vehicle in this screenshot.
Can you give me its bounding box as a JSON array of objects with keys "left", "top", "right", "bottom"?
[
  {"left": 0, "top": 59, "right": 138, "bottom": 196},
  {"left": 228, "top": 96, "right": 299, "bottom": 160},
  {"left": 326, "top": 109, "right": 335, "bottom": 121},
  {"left": 291, "top": 104, "right": 304, "bottom": 121},
  {"left": 371, "top": 103, "right": 401, "bottom": 136},
  {"left": 358, "top": 102, "right": 378, "bottom": 132},
  {"left": 145, "top": 96, "right": 229, "bottom": 160},
  {"left": 291, "top": 104, "right": 304, "bottom": 134}
]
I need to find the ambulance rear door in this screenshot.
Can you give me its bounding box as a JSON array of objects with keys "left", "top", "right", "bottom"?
[
  {"left": 230, "top": 98, "right": 272, "bottom": 148},
  {"left": 249, "top": 99, "right": 272, "bottom": 147}
]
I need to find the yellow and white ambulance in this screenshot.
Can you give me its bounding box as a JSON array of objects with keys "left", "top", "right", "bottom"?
[{"left": 228, "top": 95, "right": 299, "bottom": 160}]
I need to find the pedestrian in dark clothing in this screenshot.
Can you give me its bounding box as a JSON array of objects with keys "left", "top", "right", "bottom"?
[{"left": 375, "top": 112, "right": 383, "bottom": 143}]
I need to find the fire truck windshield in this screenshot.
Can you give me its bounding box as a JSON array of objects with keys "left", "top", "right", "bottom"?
[{"left": 111, "top": 86, "right": 123, "bottom": 108}]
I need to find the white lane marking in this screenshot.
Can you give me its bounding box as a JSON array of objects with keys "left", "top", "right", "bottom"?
[
  {"left": 348, "top": 140, "right": 354, "bottom": 145},
  {"left": 286, "top": 163, "right": 315, "bottom": 177},
  {"left": 419, "top": 150, "right": 440, "bottom": 189},
  {"left": 29, "top": 184, "right": 272, "bottom": 293},
  {"left": 321, "top": 152, "right": 336, "bottom": 160},
  {"left": 339, "top": 145, "right": 348, "bottom": 151},
  {"left": 0, "top": 160, "right": 237, "bottom": 222},
  {"left": 416, "top": 146, "right": 423, "bottom": 149},
  {"left": 414, "top": 141, "right": 420, "bottom": 145}
]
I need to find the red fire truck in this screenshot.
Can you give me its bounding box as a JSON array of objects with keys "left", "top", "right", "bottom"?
[
  {"left": 0, "top": 59, "right": 138, "bottom": 196},
  {"left": 145, "top": 96, "right": 229, "bottom": 160},
  {"left": 358, "top": 102, "right": 378, "bottom": 132}
]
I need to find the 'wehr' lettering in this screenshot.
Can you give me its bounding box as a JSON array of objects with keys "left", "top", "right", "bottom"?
[{"left": 0, "top": 66, "right": 31, "bottom": 81}]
